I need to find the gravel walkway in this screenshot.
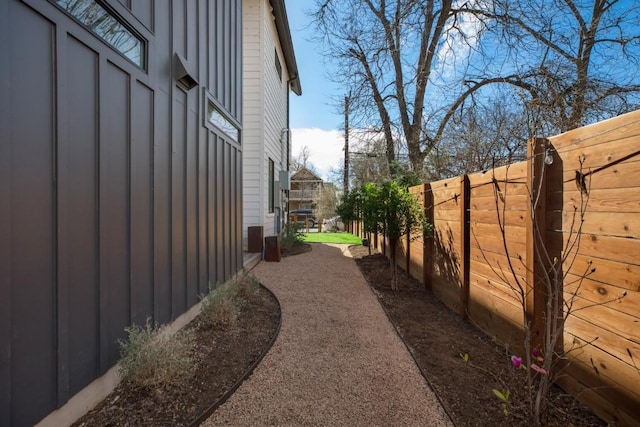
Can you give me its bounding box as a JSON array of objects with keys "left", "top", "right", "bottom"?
[{"left": 202, "top": 243, "right": 453, "bottom": 426}]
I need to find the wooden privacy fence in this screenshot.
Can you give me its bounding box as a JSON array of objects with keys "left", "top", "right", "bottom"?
[{"left": 351, "top": 109, "right": 640, "bottom": 426}]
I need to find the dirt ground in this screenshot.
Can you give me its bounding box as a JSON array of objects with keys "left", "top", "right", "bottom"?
[
  {"left": 348, "top": 245, "right": 605, "bottom": 427},
  {"left": 73, "top": 285, "right": 280, "bottom": 427},
  {"left": 73, "top": 243, "right": 604, "bottom": 426}
]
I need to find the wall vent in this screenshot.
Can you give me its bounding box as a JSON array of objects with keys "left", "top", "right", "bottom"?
[{"left": 174, "top": 53, "right": 198, "bottom": 90}]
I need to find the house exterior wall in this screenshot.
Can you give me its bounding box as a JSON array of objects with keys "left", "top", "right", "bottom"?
[
  {"left": 0, "top": 1, "right": 243, "bottom": 425},
  {"left": 242, "top": 0, "right": 291, "bottom": 244}
]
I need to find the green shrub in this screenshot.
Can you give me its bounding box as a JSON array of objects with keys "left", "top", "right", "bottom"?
[
  {"left": 280, "top": 221, "right": 304, "bottom": 250},
  {"left": 118, "top": 319, "right": 195, "bottom": 389}
]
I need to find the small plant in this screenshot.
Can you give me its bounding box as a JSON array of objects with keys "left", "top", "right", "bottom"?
[
  {"left": 236, "top": 273, "right": 260, "bottom": 300},
  {"left": 460, "top": 352, "right": 470, "bottom": 363},
  {"left": 118, "top": 318, "right": 195, "bottom": 389},
  {"left": 280, "top": 221, "right": 304, "bottom": 251},
  {"left": 200, "top": 280, "right": 239, "bottom": 330},
  {"left": 492, "top": 388, "right": 511, "bottom": 416}
]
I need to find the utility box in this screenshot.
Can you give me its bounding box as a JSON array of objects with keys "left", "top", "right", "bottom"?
[
  {"left": 264, "top": 236, "right": 281, "bottom": 262},
  {"left": 279, "top": 170, "right": 291, "bottom": 190},
  {"left": 247, "top": 226, "right": 263, "bottom": 254}
]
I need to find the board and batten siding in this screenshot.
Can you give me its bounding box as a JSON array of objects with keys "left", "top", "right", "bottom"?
[
  {"left": 0, "top": 1, "right": 243, "bottom": 425},
  {"left": 242, "top": 0, "right": 291, "bottom": 242}
]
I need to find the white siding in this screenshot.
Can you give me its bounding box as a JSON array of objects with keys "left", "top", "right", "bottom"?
[
  {"left": 242, "top": 0, "right": 291, "bottom": 247},
  {"left": 242, "top": 0, "right": 265, "bottom": 246}
]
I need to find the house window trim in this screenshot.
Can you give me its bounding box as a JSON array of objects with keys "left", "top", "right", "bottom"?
[
  {"left": 50, "top": 0, "right": 147, "bottom": 70},
  {"left": 203, "top": 89, "right": 242, "bottom": 146},
  {"left": 275, "top": 48, "right": 282, "bottom": 82}
]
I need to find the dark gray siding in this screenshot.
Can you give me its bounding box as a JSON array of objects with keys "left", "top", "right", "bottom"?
[{"left": 0, "top": 0, "right": 243, "bottom": 425}]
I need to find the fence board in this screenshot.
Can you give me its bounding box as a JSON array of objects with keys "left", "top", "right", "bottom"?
[
  {"left": 549, "top": 187, "right": 640, "bottom": 214},
  {"left": 547, "top": 231, "right": 640, "bottom": 267},
  {"left": 468, "top": 162, "right": 528, "bottom": 183},
  {"left": 549, "top": 109, "right": 640, "bottom": 153},
  {"left": 564, "top": 274, "right": 639, "bottom": 315},
  {"left": 469, "top": 253, "right": 528, "bottom": 285},
  {"left": 470, "top": 259, "right": 526, "bottom": 295},
  {"left": 547, "top": 155, "right": 640, "bottom": 192},
  {"left": 470, "top": 271, "right": 522, "bottom": 307},
  {"left": 470, "top": 235, "right": 527, "bottom": 261},
  {"left": 468, "top": 285, "right": 524, "bottom": 348},
  {"left": 548, "top": 210, "right": 640, "bottom": 238},
  {"left": 470, "top": 195, "right": 530, "bottom": 212},
  {"left": 471, "top": 222, "right": 528, "bottom": 242},
  {"left": 469, "top": 181, "right": 530, "bottom": 198},
  {"left": 563, "top": 336, "right": 640, "bottom": 410},
  {"left": 557, "top": 363, "right": 640, "bottom": 426},
  {"left": 565, "top": 315, "right": 640, "bottom": 374},
  {"left": 567, "top": 297, "right": 640, "bottom": 345},
  {"left": 564, "top": 254, "right": 640, "bottom": 292},
  {"left": 432, "top": 275, "right": 461, "bottom": 313},
  {"left": 471, "top": 209, "right": 527, "bottom": 227}
]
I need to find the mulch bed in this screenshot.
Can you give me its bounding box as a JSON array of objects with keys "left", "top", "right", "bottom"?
[
  {"left": 72, "top": 243, "right": 605, "bottom": 426},
  {"left": 349, "top": 245, "right": 605, "bottom": 427},
  {"left": 73, "top": 285, "right": 280, "bottom": 427}
]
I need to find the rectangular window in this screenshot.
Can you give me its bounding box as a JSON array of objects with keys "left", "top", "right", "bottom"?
[
  {"left": 207, "top": 102, "right": 240, "bottom": 143},
  {"left": 275, "top": 49, "right": 282, "bottom": 81},
  {"left": 53, "top": 0, "right": 145, "bottom": 68},
  {"left": 268, "top": 159, "right": 275, "bottom": 214}
]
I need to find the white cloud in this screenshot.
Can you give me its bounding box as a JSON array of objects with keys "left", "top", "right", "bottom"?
[{"left": 291, "top": 127, "right": 345, "bottom": 180}]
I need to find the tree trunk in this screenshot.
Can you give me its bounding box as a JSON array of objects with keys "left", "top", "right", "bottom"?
[{"left": 389, "top": 238, "right": 398, "bottom": 291}]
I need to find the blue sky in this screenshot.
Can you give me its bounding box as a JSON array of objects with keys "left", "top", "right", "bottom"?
[
  {"left": 284, "top": 1, "right": 341, "bottom": 130},
  {"left": 284, "top": 1, "right": 347, "bottom": 181}
]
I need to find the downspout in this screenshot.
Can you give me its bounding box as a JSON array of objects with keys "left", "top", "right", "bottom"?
[
  {"left": 284, "top": 73, "right": 298, "bottom": 221},
  {"left": 286, "top": 73, "right": 297, "bottom": 171}
]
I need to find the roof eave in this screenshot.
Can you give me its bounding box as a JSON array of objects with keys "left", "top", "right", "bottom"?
[{"left": 269, "top": 0, "right": 302, "bottom": 96}]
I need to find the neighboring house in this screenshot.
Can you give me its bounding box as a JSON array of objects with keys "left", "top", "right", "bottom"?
[
  {"left": 289, "top": 167, "right": 324, "bottom": 211},
  {"left": 242, "top": 0, "right": 301, "bottom": 245},
  {"left": 1, "top": 1, "right": 243, "bottom": 425}
]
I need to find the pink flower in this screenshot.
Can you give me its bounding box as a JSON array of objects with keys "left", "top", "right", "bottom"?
[
  {"left": 511, "top": 355, "right": 523, "bottom": 369},
  {"left": 532, "top": 347, "right": 540, "bottom": 358},
  {"left": 531, "top": 363, "right": 548, "bottom": 375}
]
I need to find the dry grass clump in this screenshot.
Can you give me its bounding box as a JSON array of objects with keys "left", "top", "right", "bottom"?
[
  {"left": 200, "top": 273, "right": 260, "bottom": 330},
  {"left": 117, "top": 272, "right": 261, "bottom": 389},
  {"left": 118, "top": 319, "right": 195, "bottom": 389},
  {"left": 236, "top": 273, "right": 260, "bottom": 300}
]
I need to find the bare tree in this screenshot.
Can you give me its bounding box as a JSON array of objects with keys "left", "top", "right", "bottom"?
[
  {"left": 430, "top": 91, "right": 531, "bottom": 179},
  {"left": 313, "top": 1, "right": 458, "bottom": 174},
  {"left": 350, "top": 136, "right": 392, "bottom": 187},
  {"left": 313, "top": 0, "right": 640, "bottom": 179},
  {"left": 291, "top": 146, "right": 319, "bottom": 173},
  {"left": 473, "top": 0, "right": 640, "bottom": 132}
]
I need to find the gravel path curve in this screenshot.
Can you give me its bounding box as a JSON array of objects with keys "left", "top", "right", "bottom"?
[{"left": 202, "top": 243, "right": 453, "bottom": 426}]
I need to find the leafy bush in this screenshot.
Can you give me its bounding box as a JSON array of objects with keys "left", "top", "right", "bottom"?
[
  {"left": 118, "top": 319, "right": 195, "bottom": 389},
  {"left": 280, "top": 221, "right": 304, "bottom": 250}
]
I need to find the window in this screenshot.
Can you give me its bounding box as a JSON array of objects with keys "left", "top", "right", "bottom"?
[
  {"left": 268, "top": 159, "right": 275, "bottom": 214},
  {"left": 207, "top": 102, "right": 240, "bottom": 143},
  {"left": 53, "top": 0, "right": 145, "bottom": 68},
  {"left": 275, "top": 49, "right": 282, "bottom": 81}
]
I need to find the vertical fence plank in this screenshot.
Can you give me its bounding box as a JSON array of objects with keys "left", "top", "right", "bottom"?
[
  {"left": 460, "top": 176, "right": 470, "bottom": 319},
  {"left": 424, "top": 184, "right": 434, "bottom": 290},
  {"left": 526, "top": 138, "right": 548, "bottom": 349}
]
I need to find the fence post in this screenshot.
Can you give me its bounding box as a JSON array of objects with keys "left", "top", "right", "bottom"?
[
  {"left": 460, "top": 175, "right": 470, "bottom": 320},
  {"left": 526, "top": 138, "right": 548, "bottom": 350},
  {"left": 424, "top": 183, "right": 434, "bottom": 290}
]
